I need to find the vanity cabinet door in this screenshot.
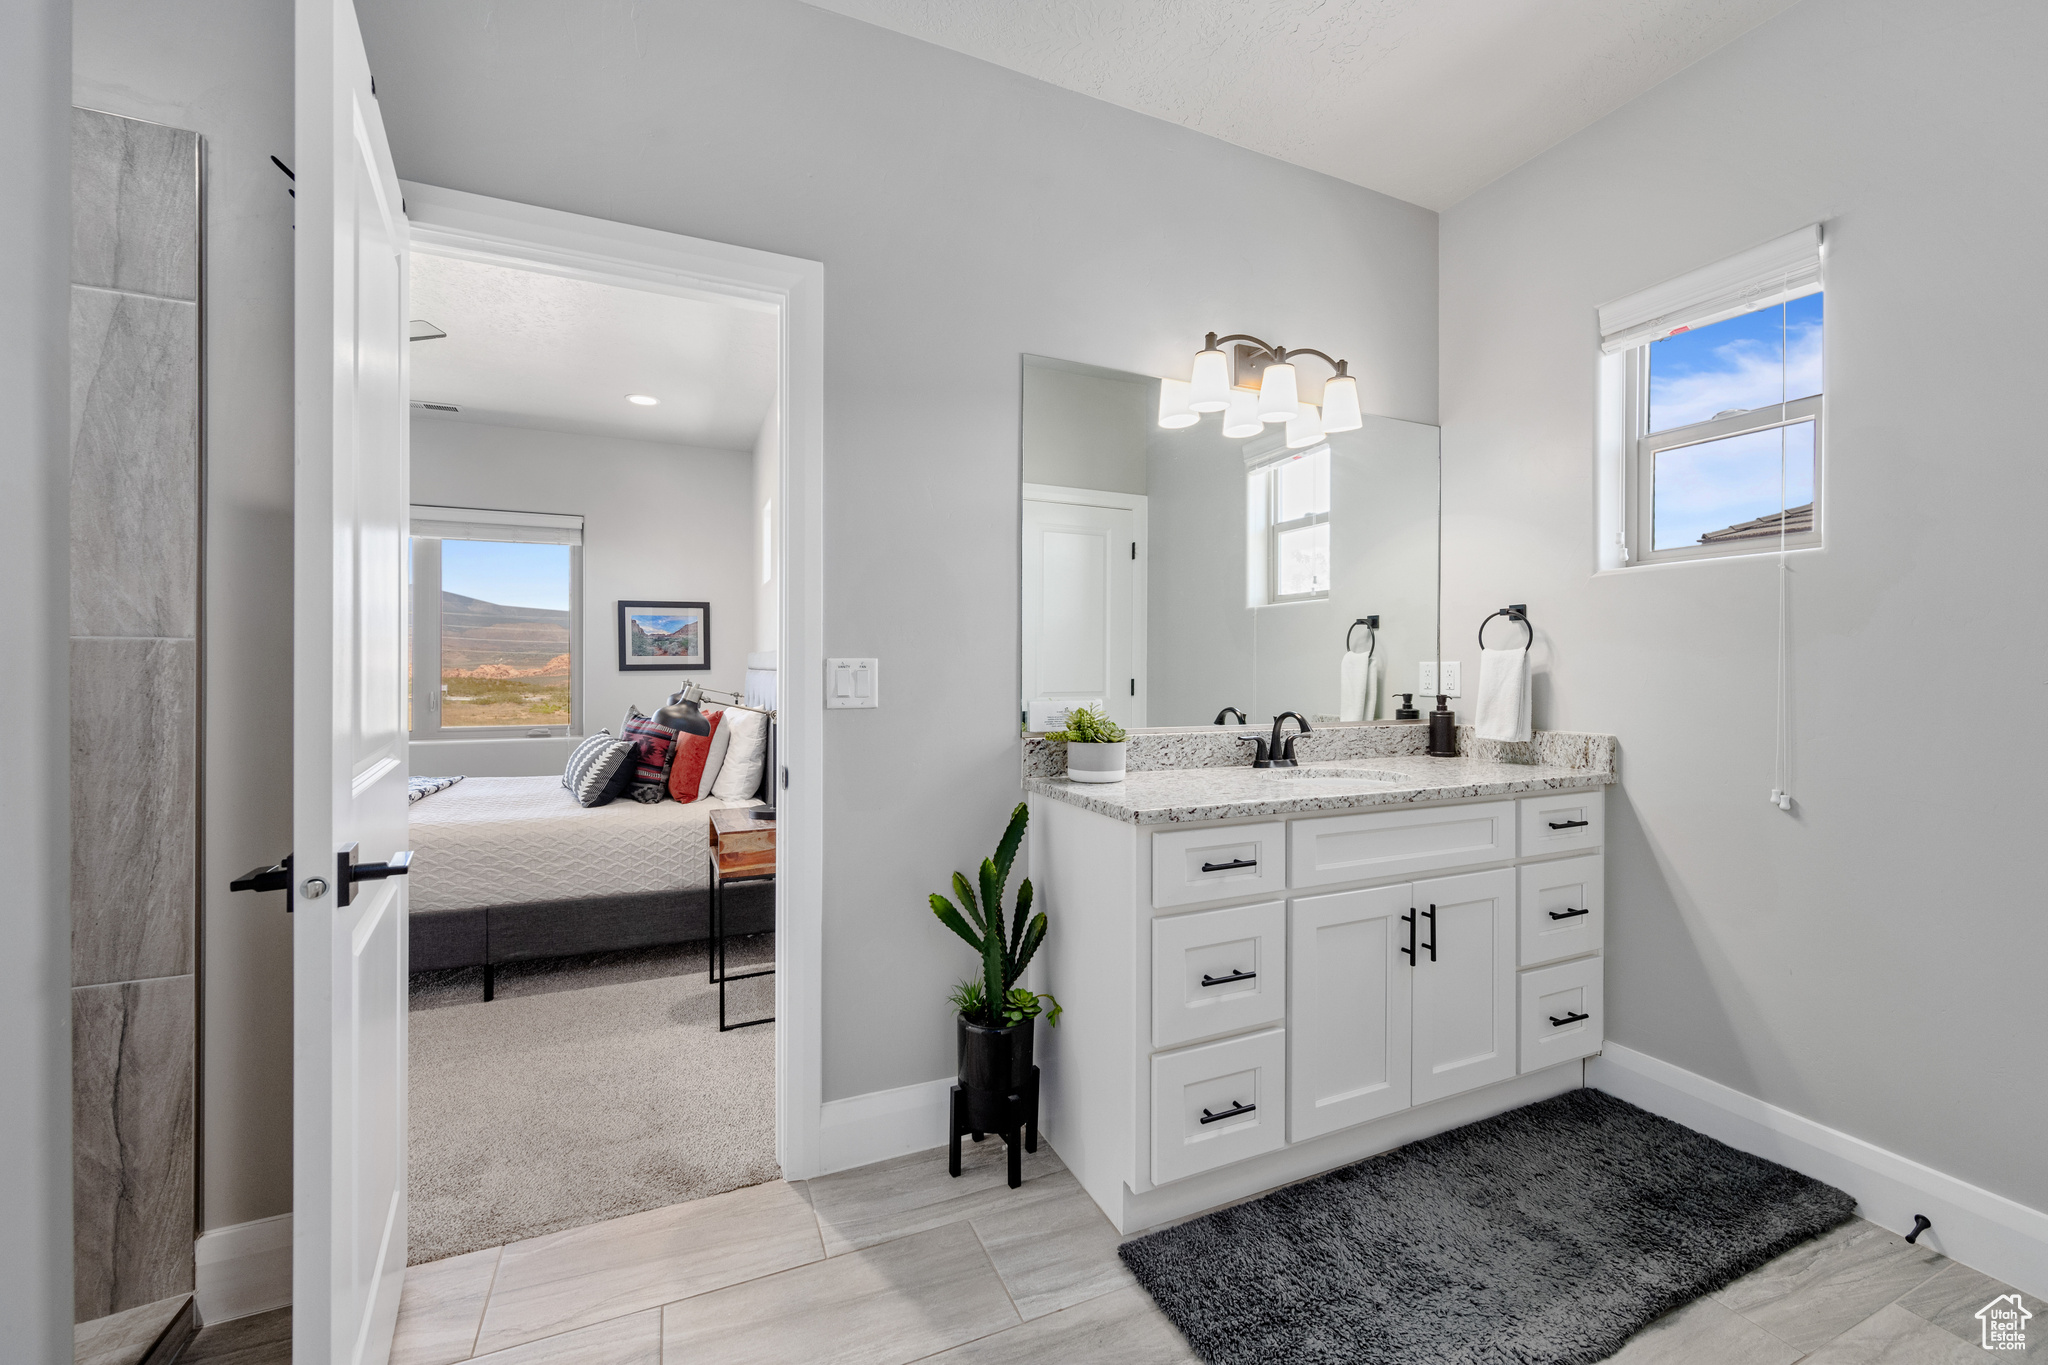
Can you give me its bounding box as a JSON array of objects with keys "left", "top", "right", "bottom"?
[
  {"left": 1287, "top": 885, "right": 1413, "bottom": 1142},
  {"left": 1409, "top": 868, "right": 1518, "bottom": 1106}
]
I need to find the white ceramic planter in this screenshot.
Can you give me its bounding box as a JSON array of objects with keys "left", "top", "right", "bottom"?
[{"left": 1065, "top": 740, "right": 1127, "bottom": 783}]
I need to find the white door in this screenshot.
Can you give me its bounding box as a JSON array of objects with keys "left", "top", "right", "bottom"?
[
  {"left": 1410, "top": 868, "right": 1517, "bottom": 1106},
  {"left": 1022, "top": 495, "right": 1140, "bottom": 729},
  {"left": 1287, "top": 884, "right": 1413, "bottom": 1141},
  {"left": 294, "top": 0, "right": 412, "bottom": 1359}
]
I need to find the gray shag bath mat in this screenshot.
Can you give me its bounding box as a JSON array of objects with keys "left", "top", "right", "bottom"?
[{"left": 1119, "top": 1087, "right": 1854, "bottom": 1365}]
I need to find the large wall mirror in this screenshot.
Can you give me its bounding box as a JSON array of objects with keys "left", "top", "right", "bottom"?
[{"left": 1020, "top": 355, "right": 1440, "bottom": 731}]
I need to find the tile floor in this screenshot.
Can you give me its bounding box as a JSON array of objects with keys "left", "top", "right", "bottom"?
[{"left": 185, "top": 1138, "right": 2028, "bottom": 1365}]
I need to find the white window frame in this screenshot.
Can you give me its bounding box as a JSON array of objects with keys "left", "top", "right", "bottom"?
[
  {"left": 409, "top": 504, "right": 584, "bottom": 739},
  {"left": 1249, "top": 442, "right": 1331, "bottom": 605},
  {"left": 1622, "top": 345, "right": 1824, "bottom": 566}
]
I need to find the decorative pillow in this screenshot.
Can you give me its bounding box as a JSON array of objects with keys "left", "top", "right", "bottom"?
[
  {"left": 620, "top": 706, "right": 681, "bottom": 801},
  {"left": 667, "top": 708, "right": 726, "bottom": 803},
  {"left": 693, "top": 708, "right": 733, "bottom": 800},
  {"left": 562, "top": 730, "right": 615, "bottom": 792},
  {"left": 571, "top": 739, "right": 637, "bottom": 808},
  {"left": 711, "top": 707, "right": 769, "bottom": 801}
]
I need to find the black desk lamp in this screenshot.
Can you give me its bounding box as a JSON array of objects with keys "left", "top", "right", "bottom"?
[{"left": 653, "top": 682, "right": 778, "bottom": 819}]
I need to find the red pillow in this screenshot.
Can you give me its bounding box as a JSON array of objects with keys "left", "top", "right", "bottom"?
[{"left": 667, "top": 708, "right": 725, "bottom": 802}]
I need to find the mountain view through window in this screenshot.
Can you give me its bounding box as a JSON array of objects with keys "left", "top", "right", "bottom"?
[{"left": 438, "top": 540, "right": 572, "bottom": 726}]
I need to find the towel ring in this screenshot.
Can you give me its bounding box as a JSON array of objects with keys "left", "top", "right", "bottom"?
[
  {"left": 1479, "top": 605, "right": 1532, "bottom": 650},
  {"left": 1346, "top": 615, "right": 1379, "bottom": 658}
]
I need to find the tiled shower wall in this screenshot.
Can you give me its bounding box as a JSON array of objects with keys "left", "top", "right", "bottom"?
[{"left": 70, "top": 106, "right": 201, "bottom": 1324}]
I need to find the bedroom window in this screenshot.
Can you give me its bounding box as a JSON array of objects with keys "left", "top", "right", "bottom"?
[
  {"left": 1249, "top": 443, "right": 1330, "bottom": 604},
  {"left": 410, "top": 505, "right": 585, "bottom": 738},
  {"left": 1601, "top": 225, "right": 1825, "bottom": 566}
]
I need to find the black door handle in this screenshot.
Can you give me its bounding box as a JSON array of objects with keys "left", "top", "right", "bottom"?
[
  {"left": 1548, "top": 818, "right": 1590, "bottom": 830},
  {"left": 1200, "top": 970, "right": 1256, "bottom": 988},
  {"left": 1199, "top": 1101, "right": 1255, "bottom": 1125},
  {"left": 336, "top": 843, "right": 414, "bottom": 907},
  {"left": 1421, "top": 904, "right": 1437, "bottom": 962},
  {"left": 1401, "top": 910, "right": 1415, "bottom": 963},
  {"left": 1200, "top": 858, "right": 1257, "bottom": 873},
  {"left": 229, "top": 855, "right": 294, "bottom": 911},
  {"left": 1550, "top": 1010, "right": 1590, "bottom": 1027},
  {"left": 1547, "top": 906, "right": 1591, "bottom": 921}
]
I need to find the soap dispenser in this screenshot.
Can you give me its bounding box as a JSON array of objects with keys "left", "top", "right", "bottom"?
[
  {"left": 1393, "top": 693, "right": 1419, "bottom": 721},
  {"left": 1427, "top": 695, "right": 1458, "bottom": 757}
]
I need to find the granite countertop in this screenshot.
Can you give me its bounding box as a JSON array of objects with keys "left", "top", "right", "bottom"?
[{"left": 1027, "top": 752, "right": 1612, "bottom": 826}]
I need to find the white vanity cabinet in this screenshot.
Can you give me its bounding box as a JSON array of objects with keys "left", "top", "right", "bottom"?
[{"left": 1031, "top": 783, "right": 1608, "bottom": 1235}]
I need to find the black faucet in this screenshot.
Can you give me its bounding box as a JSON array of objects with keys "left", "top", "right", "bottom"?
[
  {"left": 1213, "top": 707, "right": 1248, "bottom": 725},
  {"left": 1265, "top": 712, "right": 1311, "bottom": 768}
]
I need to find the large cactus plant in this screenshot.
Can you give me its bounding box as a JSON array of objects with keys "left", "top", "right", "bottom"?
[{"left": 930, "top": 802, "right": 1059, "bottom": 1028}]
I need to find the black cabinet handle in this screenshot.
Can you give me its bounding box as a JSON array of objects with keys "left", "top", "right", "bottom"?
[
  {"left": 1550, "top": 1010, "right": 1590, "bottom": 1027},
  {"left": 1421, "top": 905, "right": 1437, "bottom": 962},
  {"left": 1548, "top": 818, "right": 1590, "bottom": 830},
  {"left": 1200, "top": 970, "right": 1256, "bottom": 988},
  {"left": 1199, "top": 1101, "right": 1255, "bottom": 1125},
  {"left": 1547, "top": 906, "right": 1591, "bottom": 921},
  {"left": 1200, "top": 858, "right": 1257, "bottom": 873},
  {"left": 1400, "top": 910, "right": 1416, "bottom": 964}
]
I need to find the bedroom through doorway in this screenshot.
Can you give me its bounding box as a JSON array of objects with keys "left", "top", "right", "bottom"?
[{"left": 397, "top": 227, "right": 787, "bottom": 1265}]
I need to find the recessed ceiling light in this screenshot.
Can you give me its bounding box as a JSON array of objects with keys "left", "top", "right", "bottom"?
[{"left": 626, "top": 394, "right": 660, "bottom": 406}]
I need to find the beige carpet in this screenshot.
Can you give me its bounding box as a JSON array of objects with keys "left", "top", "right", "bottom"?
[{"left": 407, "top": 937, "right": 778, "bottom": 1264}]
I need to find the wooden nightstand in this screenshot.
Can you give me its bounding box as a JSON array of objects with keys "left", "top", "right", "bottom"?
[{"left": 708, "top": 805, "right": 776, "bottom": 1031}]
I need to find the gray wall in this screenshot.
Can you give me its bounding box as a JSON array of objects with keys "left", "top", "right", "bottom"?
[
  {"left": 69, "top": 107, "right": 200, "bottom": 1324},
  {"left": 74, "top": 0, "right": 297, "bottom": 1233},
  {"left": 356, "top": 0, "right": 1439, "bottom": 1103},
  {"left": 2, "top": 0, "right": 76, "bottom": 1354},
  {"left": 1438, "top": 0, "right": 2048, "bottom": 1210},
  {"left": 409, "top": 415, "right": 757, "bottom": 775},
  {"left": 1021, "top": 362, "right": 1154, "bottom": 496}
]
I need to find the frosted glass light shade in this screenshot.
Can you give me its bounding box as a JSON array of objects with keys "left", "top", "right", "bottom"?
[
  {"left": 1258, "top": 361, "right": 1299, "bottom": 422},
  {"left": 1188, "top": 348, "right": 1231, "bottom": 412},
  {"left": 1221, "top": 389, "right": 1264, "bottom": 438},
  {"left": 1286, "top": 401, "right": 1326, "bottom": 449},
  {"left": 1320, "top": 373, "right": 1363, "bottom": 432},
  {"left": 1157, "top": 377, "right": 1200, "bottom": 429}
]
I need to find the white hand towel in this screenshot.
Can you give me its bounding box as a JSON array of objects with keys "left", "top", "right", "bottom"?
[
  {"left": 1474, "top": 647, "right": 1532, "bottom": 742},
  {"left": 1340, "top": 651, "right": 1375, "bottom": 722},
  {"left": 1365, "top": 658, "right": 1380, "bottom": 722}
]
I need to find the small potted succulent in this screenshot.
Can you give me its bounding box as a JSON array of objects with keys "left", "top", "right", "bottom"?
[
  {"left": 931, "top": 803, "right": 1059, "bottom": 1159},
  {"left": 1048, "top": 703, "right": 1127, "bottom": 783}
]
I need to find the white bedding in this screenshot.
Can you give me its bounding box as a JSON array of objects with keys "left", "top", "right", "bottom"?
[{"left": 407, "top": 775, "right": 758, "bottom": 912}]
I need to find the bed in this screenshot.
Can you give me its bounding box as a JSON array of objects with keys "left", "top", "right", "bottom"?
[{"left": 406, "top": 775, "right": 773, "bottom": 995}]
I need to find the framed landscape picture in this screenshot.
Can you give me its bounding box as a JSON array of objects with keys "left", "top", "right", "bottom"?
[{"left": 616, "top": 600, "right": 710, "bottom": 671}]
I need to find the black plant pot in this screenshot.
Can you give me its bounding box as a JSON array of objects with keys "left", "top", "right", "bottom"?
[{"left": 957, "top": 1013, "right": 1033, "bottom": 1130}]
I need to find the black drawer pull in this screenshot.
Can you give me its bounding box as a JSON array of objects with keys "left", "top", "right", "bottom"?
[
  {"left": 1200, "top": 858, "right": 1257, "bottom": 873},
  {"left": 1199, "top": 1101, "right": 1255, "bottom": 1125},
  {"left": 1200, "top": 970, "right": 1256, "bottom": 988},
  {"left": 1548, "top": 818, "right": 1590, "bottom": 830},
  {"left": 1547, "top": 906, "right": 1591, "bottom": 921},
  {"left": 1550, "top": 1010, "right": 1590, "bottom": 1027}
]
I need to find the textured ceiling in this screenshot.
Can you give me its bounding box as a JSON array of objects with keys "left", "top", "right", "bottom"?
[
  {"left": 408, "top": 252, "right": 777, "bottom": 450},
  {"left": 801, "top": 0, "right": 1796, "bottom": 209}
]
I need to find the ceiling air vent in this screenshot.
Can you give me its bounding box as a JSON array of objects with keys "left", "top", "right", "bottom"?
[{"left": 412, "top": 401, "right": 460, "bottom": 413}]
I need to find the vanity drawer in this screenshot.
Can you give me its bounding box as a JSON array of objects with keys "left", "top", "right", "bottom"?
[
  {"left": 1518, "top": 790, "right": 1604, "bottom": 857},
  {"left": 1152, "top": 900, "right": 1286, "bottom": 1050},
  {"left": 1518, "top": 855, "right": 1604, "bottom": 967},
  {"left": 1152, "top": 822, "right": 1287, "bottom": 909},
  {"left": 1518, "top": 956, "right": 1603, "bottom": 1073},
  {"left": 1289, "top": 801, "right": 1514, "bottom": 889},
  {"left": 1150, "top": 1028, "right": 1287, "bottom": 1185}
]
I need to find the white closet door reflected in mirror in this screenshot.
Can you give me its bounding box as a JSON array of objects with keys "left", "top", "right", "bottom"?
[{"left": 1020, "top": 355, "right": 1439, "bottom": 731}]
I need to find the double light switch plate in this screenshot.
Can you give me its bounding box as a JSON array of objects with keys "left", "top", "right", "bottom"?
[{"left": 826, "top": 658, "right": 879, "bottom": 708}]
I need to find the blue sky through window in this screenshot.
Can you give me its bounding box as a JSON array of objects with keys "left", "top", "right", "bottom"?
[
  {"left": 1654, "top": 421, "right": 1814, "bottom": 550},
  {"left": 1649, "top": 293, "right": 1822, "bottom": 433},
  {"left": 441, "top": 540, "right": 571, "bottom": 609}
]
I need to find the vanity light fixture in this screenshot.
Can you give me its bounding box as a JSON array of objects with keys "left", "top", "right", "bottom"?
[
  {"left": 1160, "top": 332, "right": 1365, "bottom": 438},
  {"left": 626, "top": 393, "right": 660, "bottom": 406}
]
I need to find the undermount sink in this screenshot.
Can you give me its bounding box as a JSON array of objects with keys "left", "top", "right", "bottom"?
[{"left": 1261, "top": 768, "right": 1407, "bottom": 784}]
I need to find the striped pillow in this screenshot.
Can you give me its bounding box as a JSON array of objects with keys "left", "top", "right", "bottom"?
[
  {"left": 563, "top": 730, "right": 616, "bottom": 792},
  {"left": 571, "top": 740, "right": 637, "bottom": 808}
]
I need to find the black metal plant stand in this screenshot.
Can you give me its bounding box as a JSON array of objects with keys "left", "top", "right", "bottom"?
[
  {"left": 948, "top": 1066, "right": 1040, "bottom": 1190},
  {"left": 707, "top": 853, "right": 774, "bottom": 1031}
]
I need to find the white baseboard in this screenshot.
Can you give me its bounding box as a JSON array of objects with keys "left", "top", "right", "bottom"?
[
  {"left": 194, "top": 1213, "right": 292, "bottom": 1323},
  {"left": 1589, "top": 1044, "right": 2048, "bottom": 1301},
  {"left": 816, "top": 1077, "right": 953, "bottom": 1176}
]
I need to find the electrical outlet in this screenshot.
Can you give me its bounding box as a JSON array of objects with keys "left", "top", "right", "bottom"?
[
  {"left": 1441, "top": 661, "right": 1462, "bottom": 698},
  {"left": 1419, "top": 662, "right": 1437, "bottom": 695},
  {"left": 826, "top": 657, "right": 879, "bottom": 708}
]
